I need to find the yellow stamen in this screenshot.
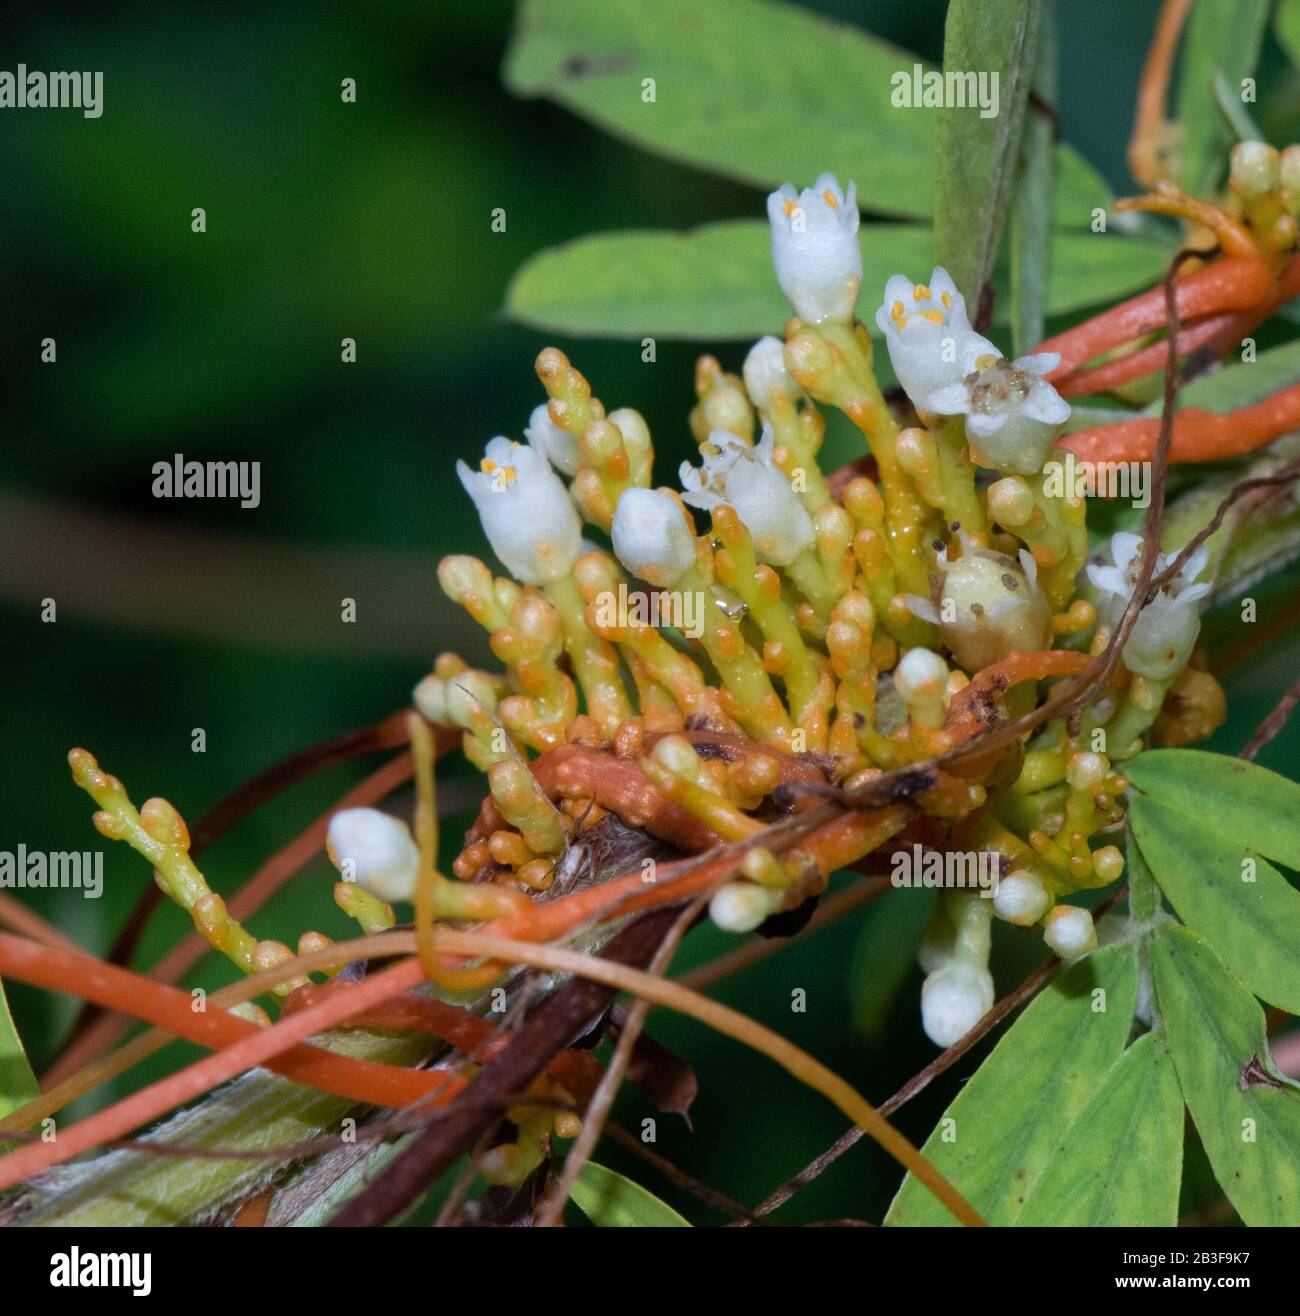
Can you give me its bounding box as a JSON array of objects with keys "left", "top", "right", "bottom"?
[
  {"left": 941, "top": 290, "right": 953, "bottom": 309},
  {"left": 914, "top": 284, "right": 931, "bottom": 300},
  {"left": 922, "top": 310, "right": 943, "bottom": 325},
  {"left": 974, "top": 353, "right": 998, "bottom": 371},
  {"left": 783, "top": 198, "right": 799, "bottom": 218},
  {"left": 822, "top": 189, "right": 838, "bottom": 209},
  {"left": 891, "top": 300, "right": 906, "bottom": 321}
]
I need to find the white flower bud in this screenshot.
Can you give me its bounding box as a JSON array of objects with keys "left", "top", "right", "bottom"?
[
  {"left": 457, "top": 437, "right": 582, "bottom": 584},
  {"left": 610, "top": 488, "right": 696, "bottom": 588},
  {"left": 1043, "top": 904, "right": 1097, "bottom": 959},
  {"left": 326, "top": 807, "right": 419, "bottom": 903},
  {"left": 874, "top": 267, "right": 999, "bottom": 409},
  {"left": 1086, "top": 533, "right": 1210, "bottom": 681},
  {"left": 680, "top": 426, "right": 814, "bottom": 565},
  {"left": 743, "top": 335, "right": 802, "bottom": 412},
  {"left": 921, "top": 960, "right": 994, "bottom": 1047},
  {"left": 766, "top": 173, "right": 862, "bottom": 323},
  {"left": 992, "top": 870, "right": 1050, "bottom": 926},
  {"left": 525, "top": 403, "right": 583, "bottom": 477},
  {"left": 894, "top": 647, "right": 949, "bottom": 726},
  {"left": 926, "top": 352, "right": 1070, "bottom": 475},
  {"left": 709, "top": 881, "right": 781, "bottom": 934},
  {"left": 414, "top": 669, "right": 498, "bottom": 731},
  {"left": 920, "top": 542, "right": 1052, "bottom": 674},
  {"left": 1230, "top": 140, "right": 1280, "bottom": 198}
]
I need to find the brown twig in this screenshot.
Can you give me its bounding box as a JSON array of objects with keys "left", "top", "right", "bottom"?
[
  {"left": 326, "top": 908, "right": 684, "bottom": 1227},
  {"left": 535, "top": 895, "right": 707, "bottom": 1227},
  {"left": 1239, "top": 671, "right": 1300, "bottom": 762}
]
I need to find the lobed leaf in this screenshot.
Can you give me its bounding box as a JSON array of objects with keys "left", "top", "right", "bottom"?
[
  {"left": 884, "top": 945, "right": 1137, "bottom": 1226},
  {"left": 1130, "top": 794, "right": 1300, "bottom": 1015},
  {"left": 1017, "top": 1032, "right": 1184, "bottom": 1226},
  {"left": 1152, "top": 924, "right": 1300, "bottom": 1226}
]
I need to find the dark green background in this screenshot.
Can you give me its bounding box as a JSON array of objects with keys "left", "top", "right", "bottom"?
[{"left": 3, "top": 0, "right": 1298, "bottom": 1223}]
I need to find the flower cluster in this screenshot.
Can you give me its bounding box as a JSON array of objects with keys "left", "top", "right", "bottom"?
[{"left": 425, "top": 171, "right": 1221, "bottom": 1048}]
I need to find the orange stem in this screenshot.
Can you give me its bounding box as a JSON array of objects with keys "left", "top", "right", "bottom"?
[
  {"left": 1037, "top": 259, "right": 1273, "bottom": 380},
  {"left": 1128, "top": 0, "right": 1192, "bottom": 188},
  {"left": 0, "top": 933, "right": 450, "bottom": 1114},
  {"left": 1061, "top": 382, "right": 1300, "bottom": 464},
  {"left": 0, "top": 955, "right": 431, "bottom": 1192}
]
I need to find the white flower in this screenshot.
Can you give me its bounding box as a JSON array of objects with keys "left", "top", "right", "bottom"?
[
  {"left": 611, "top": 487, "right": 697, "bottom": 588},
  {"left": 525, "top": 403, "right": 582, "bottom": 477},
  {"left": 1043, "top": 905, "right": 1097, "bottom": 959},
  {"left": 680, "top": 426, "right": 814, "bottom": 566},
  {"left": 743, "top": 335, "right": 802, "bottom": 412},
  {"left": 1086, "top": 533, "right": 1210, "bottom": 680},
  {"left": 893, "top": 646, "right": 949, "bottom": 727},
  {"left": 874, "top": 266, "right": 999, "bottom": 409},
  {"left": 326, "top": 808, "right": 420, "bottom": 903},
  {"left": 921, "top": 960, "right": 994, "bottom": 1046},
  {"left": 766, "top": 173, "right": 862, "bottom": 323},
  {"left": 926, "top": 352, "right": 1070, "bottom": 475},
  {"left": 908, "top": 539, "right": 1052, "bottom": 673},
  {"left": 457, "top": 437, "right": 582, "bottom": 584}
]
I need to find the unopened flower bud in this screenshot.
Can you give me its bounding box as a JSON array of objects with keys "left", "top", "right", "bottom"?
[
  {"left": 992, "top": 870, "right": 1050, "bottom": 926},
  {"left": 1043, "top": 904, "right": 1097, "bottom": 959},
  {"left": 326, "top": 807, "right": 420, "bottom": 903}
]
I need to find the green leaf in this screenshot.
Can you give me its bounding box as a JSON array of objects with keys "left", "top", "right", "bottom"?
[
  {"left": 1175, "top": 0, "right": 1270, "bottom": 197},
  {"left": 935, "top": 0, "right": 1039, "bottom": 304},
  {"left": 1130, "top": 795, "right": 1300, "bottom": 1014},
  {"left": 570, "top": 1161, "right": 691, "bottom": 1226},
  {"left": 1277, "top": 0, "right": 1300, "bottom": 68},
  {"left": 1212, "top": 69, "right": 1263, "bottom": 144},
  {"left": 1152, "top": 924, "right": 1300, "bottom": 1226},
  {"left": 506, "top": 221, "right": 1168, "bottom": 340},
  {"left": 1009, "top": 2, "right": 1055, "bottom": 357},
  {"left": 884, "top": 945, "right": 1137, "bottom": 1226},
  {"left": 504, "top": 0, "right": 1109, "bottom": 230},
  {"left": 1144, "top": 340, "right": 1300, "bottom": 415},
  {"left": 1018, "top": 1032, "right": 1184, "bottom": 1226},
  {"left": 504, "top": 0, "right": 937, "bottom": 220},
  {"left": 0, "top": 975, "right": 39, "bottom": 1124},
  {"left": 850, "top": 888, "right": 936, "bottom": 1039},
  {"left": 1125, "top": 750, "right": 1300, "bottom": 871},
  {"left": 1125, "top": 816, "right": 1159, "bottom": 925}
]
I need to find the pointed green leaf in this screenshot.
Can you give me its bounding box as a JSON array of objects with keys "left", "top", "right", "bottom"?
[
  {"left": 570, "top": 1161, "right": 690, "bottom": 1226},
  {"left": 1152, "top": 924, "right": 1300, "bottom": 1226},
  {"left": 1125, "top": 750, "right": 1300, "bottom": 871},
  {"left": 505, "top": 0, "right": 1108, "bottom": 229},
  {"left": 1142, "top": 340, "right": 1300, "bottom": 415},
  {"left": 1018, "top": 1033, "right": 1183, "bottom": 1226},
  {"left": 1175, "top": 0, "right": 1270, "bottom": 197},
  {"left": 0, "top": 975, "right": 39, "bottom": 1123},
  {"left": 884, "top": 945, "right": 1137, "bottom": 1226},
  {"left": 1009, "top": 2, "right": 1055, "bottom": 357},
  {"left": 1276, "top": 0, "right": 1300, "bottom": 69},
  {"left": 1130, "top": 795, "right": 1300, "bottom": 1014},
  {"left": 935, "top": 0, "right": 1039, "bottom": 303},
  {"left": 504, "top": 0, "right": 937, "bottom": 220},
  {"left": 505, "top": 221, "right": 1168, "bottom": 340}
]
